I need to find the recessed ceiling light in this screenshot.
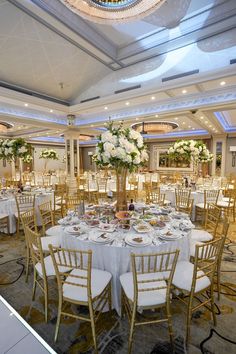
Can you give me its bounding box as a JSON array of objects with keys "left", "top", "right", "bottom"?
[
  {"left": 209, "top": 125, "right": 212, "bottom": 128},
  {"left": 135, "top": 117, "right": 139, "bottom": 121},
  {"left": 188, "top": 125, "right": 191, "bottom": 128},
  {"left": 174, "top": 117, "right": 178, "bottom": 120},
  {"left": 24, "top": 103, "right": 28, "bottom": 107},
  {"left": 104, "top": 106, "right": 108, "bottom": 110},
  {"left": 220, "top": 81, "right": 226, "bottom": 86},
  {"left": 205, "top": 121, "right": 208, "bottom": 124},
  {"left": 125, "top": 101, "right": 130, "bottom": 106},
  {"left": 155, "top": 114, "right": 159, "bottom": 118},
  {"left": 216, "top": 130, "right": 218, "bottom": 133},
  {"left": 182, "top": 89, "right": 187, "bottom": 94},
  {"left": 90, "top": 124, "right": 94, "bottom": 127},
  {"left": 151, "top": 96, "right": 156, "bottom": 100},
  {"left": 182, "top": 122, "right": 186, "bottom": 125},
  {"left": 200, "top": 116, "right": 204, "bottom": 120},
  {"left": 50, "top": 109, "right": 53, "bottom": 113},
  {"left": 56, "top": 131, "right": 60, "bottom": 133},
  {"left": 192, "top": 127, "right": 195, "bottom": 130}
]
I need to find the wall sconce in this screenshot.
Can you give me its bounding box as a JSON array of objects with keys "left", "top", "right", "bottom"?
[
  {"left": 230, "top": 146, "right": 236, "bottom": 167},
  {"left": 88, "top": 151, "right": 93, "bottom": 165}
]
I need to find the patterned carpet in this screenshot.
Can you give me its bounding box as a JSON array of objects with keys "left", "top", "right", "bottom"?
[{"left": 0, "top": 227, "right": 236, "bottom": 354}]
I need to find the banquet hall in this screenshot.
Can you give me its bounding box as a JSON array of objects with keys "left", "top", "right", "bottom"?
[{"left": 0, "top": 0, "right": 236, "bottom": 353}]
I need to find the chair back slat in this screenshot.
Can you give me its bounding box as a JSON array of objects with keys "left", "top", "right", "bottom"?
[{"left": 131, "top": 250, "right": 179, "bottom": 304}]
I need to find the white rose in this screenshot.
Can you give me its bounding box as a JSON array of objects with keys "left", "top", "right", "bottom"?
[
  {"left": 133, "top": 156, "right": 141, "bottom": 164},
  {"left": 129, "top": 130, "right": 140, "bottom": 140},
  {"left": 103, "top": 142, "right": 115, "bottom": 153}
]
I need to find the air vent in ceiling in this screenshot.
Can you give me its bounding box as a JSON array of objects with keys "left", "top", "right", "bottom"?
[
  {"left": 230, "top": 59, "right": 236, "bottom": 65},
  {"left": 162, "top": 69, "right": 199, "bottom": 83},
  {"left": 80, "top": 96, "right": 100, "bottom": 103},
  {"left": 0, "top": 81, "right": 69, "bottom": 106},
  {"left": 114, "top": 85, "right": 141, "bottom": 94}
]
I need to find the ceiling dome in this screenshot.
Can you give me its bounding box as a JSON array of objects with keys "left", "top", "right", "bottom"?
[{"left": 60, "top": 0, "right": 166, "bottom": 24}]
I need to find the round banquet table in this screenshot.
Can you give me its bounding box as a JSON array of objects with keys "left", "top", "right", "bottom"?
[
  {"left": 60, "top": 226, "right": 190, "bottom": 315},
  {"left": 0, "top": 193, "right": 52, "bottom": 234}
]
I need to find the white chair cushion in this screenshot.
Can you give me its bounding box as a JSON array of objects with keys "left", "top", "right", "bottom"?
[
  {"left": 164, "top": 200, "right": 171, "bottom": 205},
  {"left": 120, "top": 272, "right": 167, "bottom": 307},
  {"left": 0, "top": 213, "right": 8, "bottom": 219},
  {"left": 63, "top": 268, "right": 112, "bottom": 302},
  {"left": 190, "top": 240, "right": 204, "bottom": 258},
  {"left": 172, "top": 261, "right": 210, "bottom": 293},
  {"left": 190, "top": 229, "right": 213, "bottom": 242},
  {"left": 217, "top": 201, "right": 233, "bottom": 207},
  {"left": 195, "top": 203, "right": 205, "bottom": 209},
  {"left": 46, "top": 225, "right": 61, "bottom": 237},
  {"left": 35, "top": 251, "right": 73, "bottom": 278},
  {"left": 222, "top": 197, "right": 230, "bottom": 202}
]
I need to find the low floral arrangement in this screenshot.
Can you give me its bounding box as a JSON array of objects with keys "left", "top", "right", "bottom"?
[
  {"left": 22, "top": 154, "right": 33, "bottom": 164},
  {"left": 93, "top": 121, "right": 149, "bottom": 172},
  {"left": 0, "top": 138, "right": 30, "bottom": 161},
  {"left": 39, "top": 148, "right": 59, "bottom": 160},
  {"left": 168, "top": 140, "right": 213, "bottom": 163}
]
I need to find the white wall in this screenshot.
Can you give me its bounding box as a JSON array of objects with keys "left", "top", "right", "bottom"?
[{"left": 33, "top": 145, "right": 65, "bottom": 172}]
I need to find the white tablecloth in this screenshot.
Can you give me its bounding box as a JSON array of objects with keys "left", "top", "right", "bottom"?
[
  {"left": 0, "top": 193, "right": 52, "bottom": 234},
  {"left": 60, "top": 228, "right": 190, "bottom": 314}
]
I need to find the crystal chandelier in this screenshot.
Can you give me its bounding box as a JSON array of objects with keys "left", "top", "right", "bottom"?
[{"left": 59, "top": 0, "right": 167, "bottom": 24}]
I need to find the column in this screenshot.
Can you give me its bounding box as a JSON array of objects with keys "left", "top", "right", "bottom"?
[
  {"left": 11, "top": 161, "right": 16, "bottom": 180},
  {"left": 212, "top": 135, "right": 226, "bottom": 177},
  {"left": 64, "top": 129, "right": 80, "bottom": 194}
]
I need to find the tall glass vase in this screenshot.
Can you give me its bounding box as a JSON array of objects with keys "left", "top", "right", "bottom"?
[{"left": 116, "top": 167, "right": 128, "bottom": 211}]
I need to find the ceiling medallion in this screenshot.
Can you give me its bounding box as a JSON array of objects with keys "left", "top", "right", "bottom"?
[
  {"left": 131, "top": 121, "right": 178, "bottom": 135},
  {"left": 60, "top": 0, "right": 167, "bottom": 24}
]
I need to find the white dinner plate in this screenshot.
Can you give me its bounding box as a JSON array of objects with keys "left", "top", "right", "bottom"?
[
  {"left": 65, "top": 224, "right": 87, "bottom": 235},
  {"left": 125, "top": 234, "right": 152, "bottom": 247},
  {"left": 89, "top": 233, "right": 114, "bottom": 244}
]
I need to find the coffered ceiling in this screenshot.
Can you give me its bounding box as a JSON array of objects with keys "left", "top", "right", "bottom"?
[{"left": 0, "top": 0, "right": 236, "bottom": 145}]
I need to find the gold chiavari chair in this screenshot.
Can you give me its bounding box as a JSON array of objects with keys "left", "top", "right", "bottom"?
[
  {"left": 150, "top": 189, "right": 165, "bottom": 206},
  {"left": 195, "top": 189, "right": 220, "bottom": 222},
  {"left": 53, "top": 190, "right": 66, "bottom": 222},
  {"left": 190, "top": 218, "right": 229, "bottom": 300},
  {"left": 25, "top": 226, "right": 58, "bottom": 322},
  {"left": 15, "top": 194, "right": 36, "bottom": 237},
  {"left": 172, "top": 238, "right": 223, "bottom": 345},
  {"left": 144, "top": 181, "right": 152, "bottom": 204},
  {"left": 120, "top": 250, "right": 179, "bottom": 354},
  {"left": 54, "top": 183, "right": 67, "bottom": 193},
  {"left": 20, "top": 209, "right": 38, "bottom": 282},
  {"left": 48, "top": 245, "right": 112, "bottom": 352},
  {"left": 175, "top": 189, "right": 193, "bottom": 216},
  {"left": 217, "top": 188, "right": 236, "bottom": 221},
  {"left": 65, "top": 194, "right": 82, "bottom": 212},
  {"left": 190, "top": 204, "right": 221, "bottom": 242},
  {"left": 128, "top": 175, "right": 139, "bottom": 202},
  {"left": 38, "top": 201, "right": 61, "bottom": 237},
  {"left": 215, "top": 219, "right": 229, "bottom": 300},
  {"left": 97, "top": 177, "right": 108, "bottom": 201},
  {"left": 0, "top": 213, "right": 10, "bottom": 234}
]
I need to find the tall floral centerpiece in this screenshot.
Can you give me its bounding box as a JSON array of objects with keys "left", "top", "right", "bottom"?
[
  {"left": 93, "top": 121, "right": 149, "bottom": 211},
  {"left": 168, "top": 140, "right": 213, "bottom": 175},
  {"left": 0, "top": 138, "right": 31, "bottom": 179},
  {"left": 39, "top": 148, "right": 59, "bottom": 173}
]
